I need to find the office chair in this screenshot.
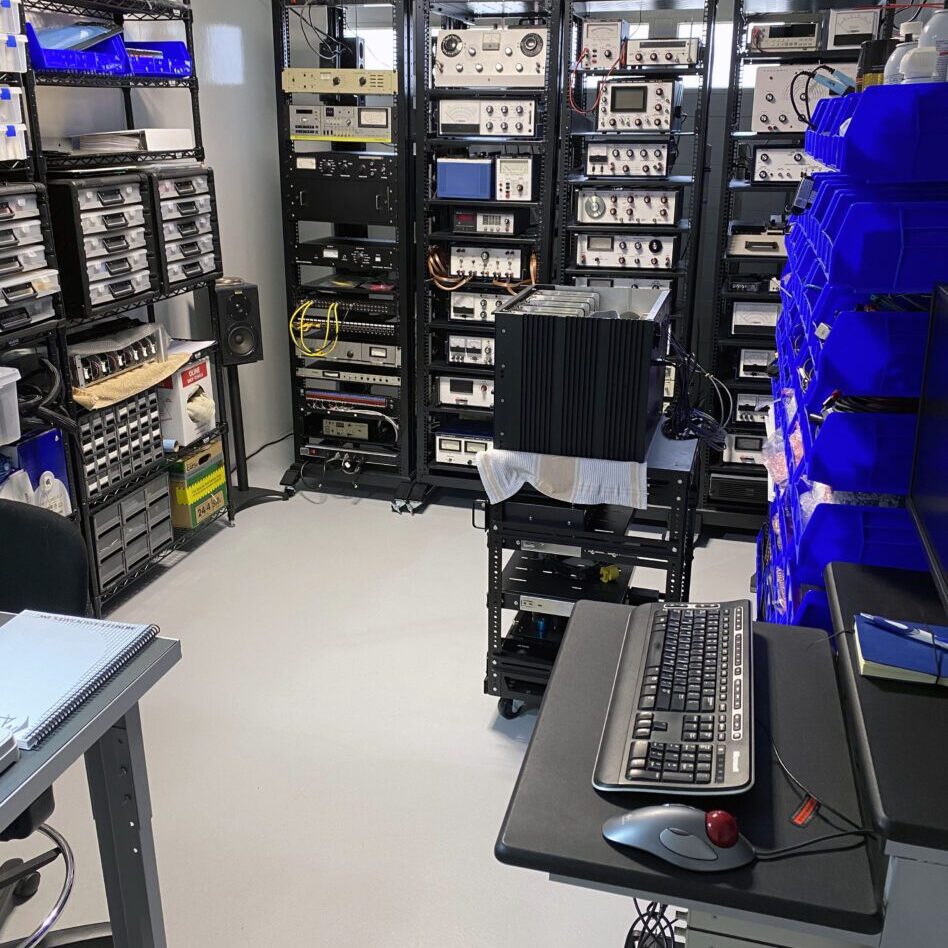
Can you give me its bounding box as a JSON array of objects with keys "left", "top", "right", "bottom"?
[{"left": 0, "top": 501, "right": 89, "bottom": 947}]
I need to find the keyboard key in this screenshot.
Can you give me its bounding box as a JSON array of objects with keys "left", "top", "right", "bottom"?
[
  {"left": 627, "top": 769, "right": 661, "bottom": 782},
  {"left": 657, "top": 688, "right": 672, "bottom": 711},
  {"left": 663, "top": 772, "right": 694, "bottom": 783},
  {"left": 631, "top": 741, "right": 650, "bottom": 760},
  {"left": 671, "top": 692, "right": 686, "bottom": 712},
  {"left": 696, "top": 773, "right": 712, "bottom": 784},
  {"left": 639, "top": 694, "right": 656, "bottom": 710}
]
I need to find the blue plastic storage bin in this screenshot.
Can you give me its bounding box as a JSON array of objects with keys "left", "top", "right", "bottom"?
[
  {"left": 806, "top": 84, "right": 948, "bottom": 184},
  {"left": 803, "top": 309, "right": 927, "bottom": 410},
  {"left": 25, "top": 22, "right": 129, "bottom": 76},
  {"left": 125, "top": 41, "right": 192, "bottom": 79},
  {"left": 787, "top": 479, "right": 927, "bottom": 587}
]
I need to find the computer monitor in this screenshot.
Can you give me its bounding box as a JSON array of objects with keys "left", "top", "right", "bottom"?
[{"left": 908, "top": 285, "right": 948, "bottom": 614}]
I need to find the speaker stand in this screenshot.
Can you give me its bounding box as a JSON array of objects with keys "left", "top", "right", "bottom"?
[{"left": 226, "top": 364, "right": 289, "bottom": 513}]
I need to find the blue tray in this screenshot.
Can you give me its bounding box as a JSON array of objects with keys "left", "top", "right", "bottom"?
[
  {"left": 125, "top": 41, "right": 192, "bottom": 79},
  {"left": 26, "top": 22, "right": 129, "bottom": 76}
]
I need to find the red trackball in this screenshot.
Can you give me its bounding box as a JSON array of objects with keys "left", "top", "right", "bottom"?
[{"left": 705, "top": 810, "right": 740, "bottom": 849}]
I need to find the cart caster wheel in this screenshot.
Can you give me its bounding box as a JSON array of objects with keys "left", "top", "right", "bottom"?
[
  {"left": 498, "top": 698, "right": 523, "bottom": 720},
  {"left": 13, "top": 870, "right": 41, "bottom": 903}
]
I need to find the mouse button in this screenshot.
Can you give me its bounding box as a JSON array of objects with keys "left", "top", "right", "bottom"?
[{"left": 659, "top": 828, "right": 719, "bottom": 862}]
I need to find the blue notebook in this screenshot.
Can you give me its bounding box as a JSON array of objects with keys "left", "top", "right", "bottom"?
[
  {"left": 854, "top": 614, "right": 948, "bottom": 687},
  {"left": 0, "top": 611, "right": 158, "bottom": 749}
]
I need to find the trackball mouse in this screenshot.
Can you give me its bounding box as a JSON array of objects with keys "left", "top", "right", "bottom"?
[{"left": 603, "top": 804, "right": 757, "bottom": 872}]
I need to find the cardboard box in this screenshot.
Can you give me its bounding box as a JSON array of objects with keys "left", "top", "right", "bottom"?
[
  {"left": 0, "top": 428, "right": 72, "bottom": 516},
  {"left": 157, "top": 349, "right": 217, "bottom": 448},
  {"left": 168, "top": 438, "right": 227, "bottom": 530}
]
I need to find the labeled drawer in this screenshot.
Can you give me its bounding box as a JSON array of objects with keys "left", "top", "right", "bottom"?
[
  {"left": 82, "top": 226, "right": 148, "bottom": 260},
  {"left": 85, "top": 249, "right": 149, "bottom": 283},
  {"left": 158, "top": 193, "right": 213, "bottom": 222},
  {"left": 120, "top": 487, "right": 148, "bottom": 522},
  {"left": 123, "top": 508, "right": 149, "bottom": 542},
  {"left": 144, "top": 475, "right": 169, "bottom": 506},
  {"left": 0, "top": 189, "right": 39, "bottom": 223},
  {"left": 0, "top": 218, "right": 43, "bottom": 251},
  {"left": 74, "top": 180, "right": 143, "bottom": 212},
  {"left": 149, "top": 516, "right": 173, "bottom": 553},
  {"left": 87, "top": 268, "right": 153, "bottom": 308},
  {"left": 164, "top": 233, "right": 214, "bottom": 263},
  {"left": 124, "top": 534, "right": 150, "bottom": 570},
  {"left": 95, "top": 525, "right": 124, "bottom": 561},
  {"left": 0, "top": 243, "right": 47, "bottom": 277},
  {"left": 98, "top": 549, "right": 126, "bottom": 587},
  {"left": 0, "top": 296, "right": 56, "bottom": 334},
  {"left": 156, "top": 172, "right": 209, "bottom": 201},
  {"left": 166, "top": 252, "right": 217, "bottom": 285},
  {"left": 93, "top": 502, "right": 121, "bottom": 538},
  {"left": 79, "top": 205, "right": 147, "bottom": 236},
  {"left": 0, "top": 267, "right": 59, "bottom": 307},
  {"left": 0, "top": 124, "right": 27, "bottom": 162},
  {"left": 162, "top": 213, "right": 212, "bottom": 242}
]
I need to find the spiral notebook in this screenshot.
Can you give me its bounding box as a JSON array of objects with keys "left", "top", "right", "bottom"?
[{"left": 0, "top": 611, "right": 158, "bottom": 750}]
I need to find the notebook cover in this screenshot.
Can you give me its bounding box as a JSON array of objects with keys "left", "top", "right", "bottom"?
[
  {"left": 0, "top": 611, "right": 158, "bottom": 749},
  {"left": 854, "top": 615, "right": 948, "bottom": 687}
]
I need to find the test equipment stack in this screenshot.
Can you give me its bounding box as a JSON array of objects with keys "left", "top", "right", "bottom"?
[
  {"left": 413, "top": 6, "right": 563, "bottom": 502},
  {"left": 0, "top": 0, "right": 236, "bottom": 615},
  {"left": 554, "top": 1, "right": 717, "bottom": 431},
  {"left": 700, "top": 2, "right": 891, "bottom": 532},
  {"left": 758, "top": 80, "right": 948, "bottom": 632},
  {"left": 273, "top": 0, "right": 415, "bottom": 505}
]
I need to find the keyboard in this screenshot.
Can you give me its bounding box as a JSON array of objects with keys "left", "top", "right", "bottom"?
[{"left": 593, "top": 600, "right": 753, "bottom": 795}]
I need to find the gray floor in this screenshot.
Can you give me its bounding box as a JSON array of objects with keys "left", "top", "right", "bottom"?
[{"left": 5, "top": 443, "right": 755, "bottom": 947}]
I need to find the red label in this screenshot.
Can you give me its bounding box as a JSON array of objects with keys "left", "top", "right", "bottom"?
[
  {"left": 180, "top": 360, "right": 209, "bottom": 388},
  {"left": 791, "top": 795, "right": 820, "bottom": 828}
]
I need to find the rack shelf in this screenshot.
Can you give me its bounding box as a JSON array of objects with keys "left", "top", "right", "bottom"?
[
  {"left": 34, "top": 73, "right": 197, "bottom": 89},
  {"left": 45, "top": 148, "right": 203, "bottom": 171}
]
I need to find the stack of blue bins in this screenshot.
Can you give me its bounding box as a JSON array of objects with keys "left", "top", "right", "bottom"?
[{"left": 757, "top": 82, "right": 948, "bottom": 632}]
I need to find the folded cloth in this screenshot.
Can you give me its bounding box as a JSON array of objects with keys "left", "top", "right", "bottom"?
[{"left": 475, "top": 449, "right": 647, "bottom": 507}]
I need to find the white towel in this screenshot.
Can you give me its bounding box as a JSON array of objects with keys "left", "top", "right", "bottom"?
[{"left": 475, "top": 449, "right": 647, "bottom": 507}]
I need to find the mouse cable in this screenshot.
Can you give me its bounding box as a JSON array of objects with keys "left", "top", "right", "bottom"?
[
  {"left": 760, "top": 723, "right": 863, "bottom": 832},
  {"left": 755, "top": 829, "right": 875, "bottom": 861}
]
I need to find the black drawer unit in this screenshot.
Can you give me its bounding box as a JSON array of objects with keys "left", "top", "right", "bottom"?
[
  {"left": 48, "top": 173, "right": 159, "bottom": 318},
  {"left": 0, "top": 183, "right": 60, "bottom": 334},
  {"left": 77, "top": 390, "right": 164, "bottom": 500},
  {"left": 147, "top": 165, "right": 223, "bottom": 294},
  {"left": 90, "top": 473, "right": 173, "bottom": 594}
]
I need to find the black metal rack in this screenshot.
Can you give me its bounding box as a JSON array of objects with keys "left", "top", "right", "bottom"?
[
  {"left": 480, "top": 428, "right": 698, "bottom": 718},
  {"left": 272, "top": 0, "right": 416, "bottom": 506},
  {"left": 555, "top": 0, "right": 717, "bottom": 361},
  {"left": 412, "top": 0, "right": 563, "bottom": 502},
  {"left": 697, "top": 0, "right": 893, "bottom": 533},
  {"left": 0, "top": 0, "right": 237, "bottom": 615}
]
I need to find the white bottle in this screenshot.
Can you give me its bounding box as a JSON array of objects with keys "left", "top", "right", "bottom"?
[
  {"left": 901, "top": 45, "right": 938, "bottom": 84},
  {"left": 884, "top": 23, "right": 923, "bottom": 84},
  {"left": 918, "top": 8, "right": 948, "bottom": 81}
]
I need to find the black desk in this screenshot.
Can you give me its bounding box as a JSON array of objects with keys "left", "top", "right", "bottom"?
[
  {"left": 826, "top": 562, "right": 948, "bottom": 853},
  {"left": 496, "top": 601, "right": 883, "bottom": 941}
]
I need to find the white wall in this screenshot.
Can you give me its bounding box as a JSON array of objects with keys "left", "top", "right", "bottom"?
[
  {"left": 34, "top": 1, "right": 292, "bottom": 455},
  {"left": 188, "top": 0, "right": 291, "bottom": 453}
]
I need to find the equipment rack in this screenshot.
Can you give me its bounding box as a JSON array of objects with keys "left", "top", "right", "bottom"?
[{"left": 272, "top": 0, "right": 416, "bottom": 507}]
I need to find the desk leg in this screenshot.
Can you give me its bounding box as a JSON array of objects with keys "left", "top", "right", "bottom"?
[{"left": 84, "top": 704, "right": 167, "bottom": 948}]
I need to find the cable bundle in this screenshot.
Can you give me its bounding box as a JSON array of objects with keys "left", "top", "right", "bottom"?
[
  {"left": 426, "top": 247, "right": 538, "bottom": 295},
  {"left": 567, "top": 45, "right": 624, "bottom": 115},
  {"left": 289, "top": 300, "right": 345, "bottom": 358},
  {"left": 662, "top": 333, "right": 732, "bottom": 450}
]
